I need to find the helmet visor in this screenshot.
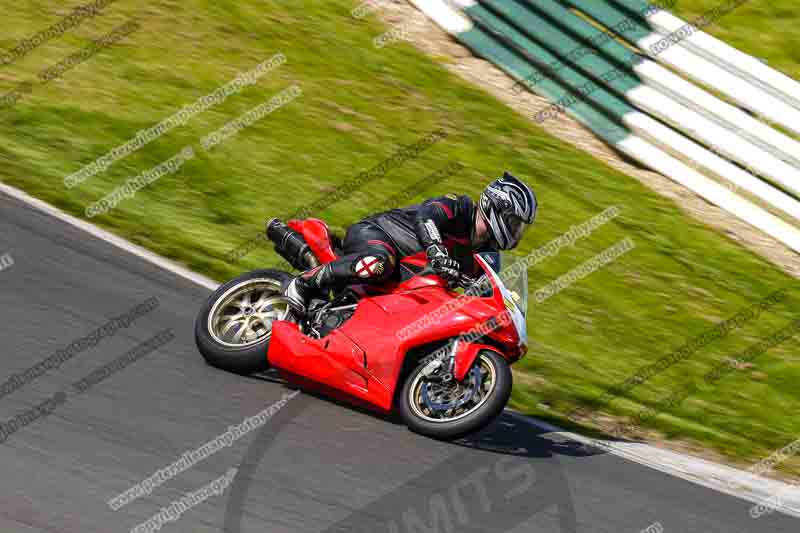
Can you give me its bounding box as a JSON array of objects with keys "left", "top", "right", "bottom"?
[{"left": 503, "top": 213, "right": 529, "bottom": 249}]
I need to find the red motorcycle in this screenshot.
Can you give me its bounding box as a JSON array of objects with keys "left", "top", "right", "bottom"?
[{"left": 195, "top": 218, "right": 530, "bottom": 440}]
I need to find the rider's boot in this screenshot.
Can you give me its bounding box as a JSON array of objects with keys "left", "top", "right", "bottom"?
[{"left": 283, "top": 264, "right": 333, "bottom": 315}]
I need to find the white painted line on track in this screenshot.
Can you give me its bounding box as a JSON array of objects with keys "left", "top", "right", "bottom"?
[
  {"left": 0, "top": 181, "right": 219, "bottom": 291},
  {"left": 3, "top": 179, "right": 798, "bottom": 518},
  {"left": 509, "top": 411, "right": 800, "bottom": 519}
]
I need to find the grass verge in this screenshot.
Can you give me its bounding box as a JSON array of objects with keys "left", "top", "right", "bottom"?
[{"left": 0, "top": 0, "right": 797, "bottom": 476}]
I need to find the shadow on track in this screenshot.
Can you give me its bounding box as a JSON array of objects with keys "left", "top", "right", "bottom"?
[{"left": 223, "top": 380, "right": 587, "bottom": 533}]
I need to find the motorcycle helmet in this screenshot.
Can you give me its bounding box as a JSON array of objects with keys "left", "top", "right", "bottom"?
[{"left": 478, "top": 172, "right": 537, "bottom": 250}]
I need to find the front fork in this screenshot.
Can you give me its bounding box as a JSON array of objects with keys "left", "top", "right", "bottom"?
[
  {"left": 421, "top": 340, "right": 497, "bottom": 383},
  {"left": 420, "top": 339, "right": 459, "bottom": 384}
]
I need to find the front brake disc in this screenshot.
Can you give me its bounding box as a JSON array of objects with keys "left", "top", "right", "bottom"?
[{"left": 421, "top": 365, "right": 482, "bottom": 412}]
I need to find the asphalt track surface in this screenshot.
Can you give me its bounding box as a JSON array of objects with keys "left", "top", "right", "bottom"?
[{"left": 1, "top": 190, "right": 797, "bottom": 533}]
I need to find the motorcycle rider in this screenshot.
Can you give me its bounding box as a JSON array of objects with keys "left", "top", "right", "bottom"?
[{"left": 283, "top": 172, "right": 537, "bottom": 314}]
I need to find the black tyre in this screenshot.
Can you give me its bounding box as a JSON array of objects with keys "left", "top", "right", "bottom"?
[
  {"left": 399, "top": 349, "right": 512, "bottom": 440},
  {"left": 195, "top": 269, "right": 294, "bottom": 374}
]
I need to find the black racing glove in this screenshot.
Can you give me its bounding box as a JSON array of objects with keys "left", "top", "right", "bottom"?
[{"left": 427, "top": 243, "right": 461, "bottom": 281}]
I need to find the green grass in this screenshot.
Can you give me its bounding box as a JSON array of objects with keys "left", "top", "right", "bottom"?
[
  {"left": 670, "top": 0, "right": 800, "bottom": 83},
  {"left": 0, "top": 0, "right": 798, "bottom": 474}
]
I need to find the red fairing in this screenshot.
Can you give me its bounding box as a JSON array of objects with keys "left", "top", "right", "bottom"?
[
  {"left": 288, "top": 218, "right": 338, "bottom": 264},
  {"left": 453, "top": 342, "right": 498, "bottom": 382},
  {"left": 342, "top": 290, "right": 502, "bottom": 410},
  {"left": 267, "top": 238, "right": 524, "bottom": 413},
  {"left": 367, "top": 273, "right": 447, "bottom": 295},
  {"left": 268, "top": 320, "right": 387, "bottom": 404},
  {"left": 400, "top": 251, "right": 428, "bottom": 270}
]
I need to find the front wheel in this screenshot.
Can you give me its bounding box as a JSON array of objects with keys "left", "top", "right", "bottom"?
[
  {"left": 399, "top": 350, "right": 512, "bottom": 440},
  {"left": 195, "top": 269, "right": 294, "bottom": 374}
]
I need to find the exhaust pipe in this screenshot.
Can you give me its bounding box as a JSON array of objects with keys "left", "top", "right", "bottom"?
[{"left": 266, "top": 218, "right": 320, "bottom": 271}]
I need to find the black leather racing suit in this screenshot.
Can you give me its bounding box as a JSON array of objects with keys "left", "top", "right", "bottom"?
[{"left": 300, "top": 194, "right": 494, "bottom": 290}]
